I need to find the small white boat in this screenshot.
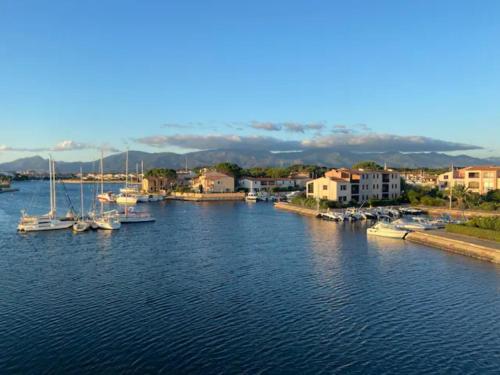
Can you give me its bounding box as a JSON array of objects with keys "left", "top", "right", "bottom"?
[
  {"left": 393, "top": 218, "right": 434, "bottom": 231},
  {"left": 367, "top": 222, "right": 409, "bottom": 239},
  {"left": 116, "top": 194, "right": 138, "bottom": 205},
  {"left": 119, "top": 207, "right": 155, "bottom": 223},
  {"left": 73, "top": 220, "right": 91, "bottom": 232},
  {"left": 148, "top": 194, "right": 164, "bottom": 202},
  {"left": 94, "top": 211, "right": 121, "bottom": 230},
  {"left": 245, "top": 192, "right": 258, "bottom": 202},
  {"left": 97, "top": 191, "right": 116, "bottom": 203}
]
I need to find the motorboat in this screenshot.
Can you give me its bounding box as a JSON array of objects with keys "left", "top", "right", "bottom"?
[
  {"left": 393, "top": 218, "right": 434, "bottom": 231},
  {"left": 97, "top": 191, "right": 116, "bottom": 203},
  {"left": 148, "top": 194, "right": 164, "bottom": 202},
  {"left": 367, "top": 222, "right": 409, "bottom": 239},
  {"left": 245, "top": 192, "right": 258, "bottom": 202},
  {"left": 17, "top": 157, "right": 75, "bottom": 232},
  {"left": 119, "top": 207, "right": 155, "bottom": 223},
  {"left": 116, "top": 193, "right": 138, "bottom": 205}
]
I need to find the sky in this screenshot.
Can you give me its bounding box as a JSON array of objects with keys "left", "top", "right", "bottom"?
[{"left": 0, "top": 0, "right": 499, "bottom": 163}]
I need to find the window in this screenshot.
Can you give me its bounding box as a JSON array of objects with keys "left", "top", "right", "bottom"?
[
  {"left": 468, "top": 172, "right": 479, "bottom": 178},
  {"left": 444, "top": 175, "right": 448, "bottom": 179},
  {"left": 323, "top": 185, "right": 328, "bottom": 190},
  {"left": 340, "top": 185, "right": 347, "bottom": 191},
  {"left": 468, "top": 181, "right": 479, "bottom": 189},
  {"left": 307, "top": 183, "right": 314, "bottom": 194}
]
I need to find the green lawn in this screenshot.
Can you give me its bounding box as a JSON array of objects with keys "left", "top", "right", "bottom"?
[{"left": 446, "top": 224, "right": 500, "bottom": 243}]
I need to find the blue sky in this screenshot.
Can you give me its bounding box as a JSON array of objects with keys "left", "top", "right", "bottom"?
[{"left": 0, "top": 0, "right": 499, "bottom": 162}]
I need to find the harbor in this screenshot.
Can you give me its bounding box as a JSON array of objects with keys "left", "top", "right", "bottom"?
[{"left": 1, "top": 185, "right": 500, "bottom": 373}]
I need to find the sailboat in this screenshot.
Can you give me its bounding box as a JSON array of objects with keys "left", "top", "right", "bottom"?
[
  {"left": 116, "top": 150, "right": 138, "bottom": 205},
  {"left": 18, "top": 157, "right": 75, "bottom": 232},
  {"left": 73, "top": 167, "right": 91, "bottom": 232},
  {"left": 118, "top": 206, "right": 155, "bottom": 223},
  {"left": 97, "top": 150, "right": 116, "bottom": 203}
]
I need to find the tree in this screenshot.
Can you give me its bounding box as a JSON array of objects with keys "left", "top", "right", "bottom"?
[
  {"left": 451, "top": 185, "right": 469, "bottom": 209},
  {"left": 485, "top": 189, "right": 500, "bottom": 203},
  {"left": 214, "top": 163, "right": 242, "bottom": 178},
  {"left": 145, "top": 168, "right": 177, "bottom": 180},
  {"left": 352, "top": 161, "right": 383, "bottom": 170}
]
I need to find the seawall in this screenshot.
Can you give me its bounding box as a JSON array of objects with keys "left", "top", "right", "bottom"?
[
  {"left": 406, "top": 230, "right": 500, "bottom": 264},
  {"left": 274, "top": 202, "right": 320, "bottom": 217},
  {"left": 169, "top": 192, "right": 245, "bottom": 201}
]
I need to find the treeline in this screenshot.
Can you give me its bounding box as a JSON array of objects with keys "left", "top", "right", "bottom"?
[
  {"left": 193, "top": 163, "right": 328, "bottom": 179},
  {"left": 405, "top": 184, "right": 500, "bottom": 211}
]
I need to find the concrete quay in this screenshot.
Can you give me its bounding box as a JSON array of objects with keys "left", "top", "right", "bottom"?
[{"left": 406, "top": 230, "right": 500, "bottom": 264}]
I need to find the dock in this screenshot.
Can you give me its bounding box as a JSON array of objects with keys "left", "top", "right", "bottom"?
[
  {"left": 274, "top": 202, "right": 320, "bottom": 216},
  {"left": 168, "top": 192, "right": 245, "bottom": 201}
]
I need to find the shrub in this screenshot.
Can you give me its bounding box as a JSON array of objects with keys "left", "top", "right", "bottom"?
[
  {"left": 419, "top": 196, "right": 446, "bottom": 206},
  {"left": 479, "top": 202, "right": 498, "bottom": 211},
  {"left": 446, "top": 224, "right": 500, "bottom": 242},
  {"left": 465, "top": 216, "right": 500, "bottom": 231}
]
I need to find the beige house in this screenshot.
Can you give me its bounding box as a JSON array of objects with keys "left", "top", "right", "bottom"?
[
  {"left": 142, "top": 176, "right": 174, "bottom": 193},
  {"left": 192, "top": 170, "right": 234, "bottom": 193},
  {"left": 307, "top": 167, "right": 401, "bottom": 203},
  {"left": 437, "top": 166, "right": 500, "bottom": 195}
]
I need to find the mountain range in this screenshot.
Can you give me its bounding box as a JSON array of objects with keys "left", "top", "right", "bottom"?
[{"left": 0, "top": 150, "right": 498, "bottom": 174}]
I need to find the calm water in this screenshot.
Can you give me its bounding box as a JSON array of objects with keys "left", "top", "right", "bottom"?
[{"left": 1, "top": 181, "right": 499, "bottom": 374}]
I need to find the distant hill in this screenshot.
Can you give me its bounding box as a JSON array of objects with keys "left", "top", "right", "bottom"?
[{"left": 0, "top": 149, "right": 498, "bottom": 173}]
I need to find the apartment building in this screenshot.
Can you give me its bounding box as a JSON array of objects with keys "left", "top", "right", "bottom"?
[
  {"left": 306, "top": 168, "right": 401, "bottom": 203},
  {"left": 437, "top": 166, "right": 500, "bottom": 195},
  {"left": 238, "top": 176, "right": 310, "bottom": 192}
]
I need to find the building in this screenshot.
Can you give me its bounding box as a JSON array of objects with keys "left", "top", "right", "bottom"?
[
  {"left": 437, "top": 166, "right": 500, "bottom": 195},
  {"left": 192, "top": 170, "right": 234, "bottom": 193},
  {"left": 238, "top": 176, "right": 310, "bottom": 192},
  {"left": 400, "top": 170, "right": 438, "bottom": 187},
  {"left": 306, "top": 167, "right": 401, "bottom": 203},
  {"left": 142, "top": 176, "right": 175, "bottom": 193}
]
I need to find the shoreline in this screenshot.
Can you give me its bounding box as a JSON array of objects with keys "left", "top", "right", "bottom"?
[
  {"left": 275, "top": 202, "right": 500, "bottom": 264},
  {"left": 406, "top": 230, "right": 500, "bottom": 264}
]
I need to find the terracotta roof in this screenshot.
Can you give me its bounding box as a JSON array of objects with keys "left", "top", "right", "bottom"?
[{"left": 460, "top": 165, "right": 500, "bottom": 171}]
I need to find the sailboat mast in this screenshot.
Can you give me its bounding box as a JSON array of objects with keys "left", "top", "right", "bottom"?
[
  {"left": 80, "top": 167, "right": 84, "bottom": 219},
  {"left": 52, "top": 158, "right": 57, "bottom": 216},
  {"left": 125, "top": 150, "right": 129, "bottom": 189},
  {"left": 49, "top": 157, "right": 53, "bottom": 216},
  {"left": 100, "top": 150, "right": 104, "bottom": 195}
]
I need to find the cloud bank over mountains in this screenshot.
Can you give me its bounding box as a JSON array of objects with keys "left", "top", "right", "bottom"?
[
  {"left": 0, "top": 141, "right": 119, "bottom": 153},
  {"left": 134, "top": 133, "right": 480, "bottom": 153},
  {"left": 0, "top": 121, "right": 483, "bottom": 159}
]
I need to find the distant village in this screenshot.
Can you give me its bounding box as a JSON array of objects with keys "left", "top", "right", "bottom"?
[{"left": 2, "top": 163, "right": 499, "bottom": 207}]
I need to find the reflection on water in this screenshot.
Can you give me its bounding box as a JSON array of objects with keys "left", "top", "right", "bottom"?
[{"left": 1, "top": 181, "right": 500, "bottom": 374}]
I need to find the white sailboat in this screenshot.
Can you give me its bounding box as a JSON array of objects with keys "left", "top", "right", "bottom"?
[
  {"left": 93, "top": 209, "right": 121, "bottom": 230},
  {"left": 73, "top": 167, "right": 91, "bottom": 232},
  {"left": 116, "top": 150, "right": 138, "bottom": 205},
  {"left": 97, "top": 150, "right": 116, "bottom": 203},
  {"left": 18, "top": 157, "right": 75, "bottom": 232},
  {"left": 119, "top": 206, "right": 155, "bottom": 223}
]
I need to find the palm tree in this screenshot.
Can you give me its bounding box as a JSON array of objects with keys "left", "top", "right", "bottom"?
[{"left": 451, "top": 185, "right": 470, "bottom": 209}]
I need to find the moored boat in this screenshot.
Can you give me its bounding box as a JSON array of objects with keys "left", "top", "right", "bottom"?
[{"left": 367, "top": 222, "right": 409, "bottom": 239}]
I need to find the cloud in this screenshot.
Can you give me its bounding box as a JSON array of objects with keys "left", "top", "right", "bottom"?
[
  {"left": 283, "top": 122, "right": 325, "bottom": 133},
  {"left": 302, "top": 134, "right": 481, "bottom": 152},
  {"left": 134, "top": 133, "right": 481, "bottom": 153},
  {"left": 251, "top": 122, "right": 282, "bottom": 131},
  {"left": 250, "top": 121, "right": 325, "bottom": 133},
  {"left": 134, "top": 134, "right": 301, "bottom": 151},
  {"left": 0, "top": 141, "right": 120, "bottom": 153}
]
